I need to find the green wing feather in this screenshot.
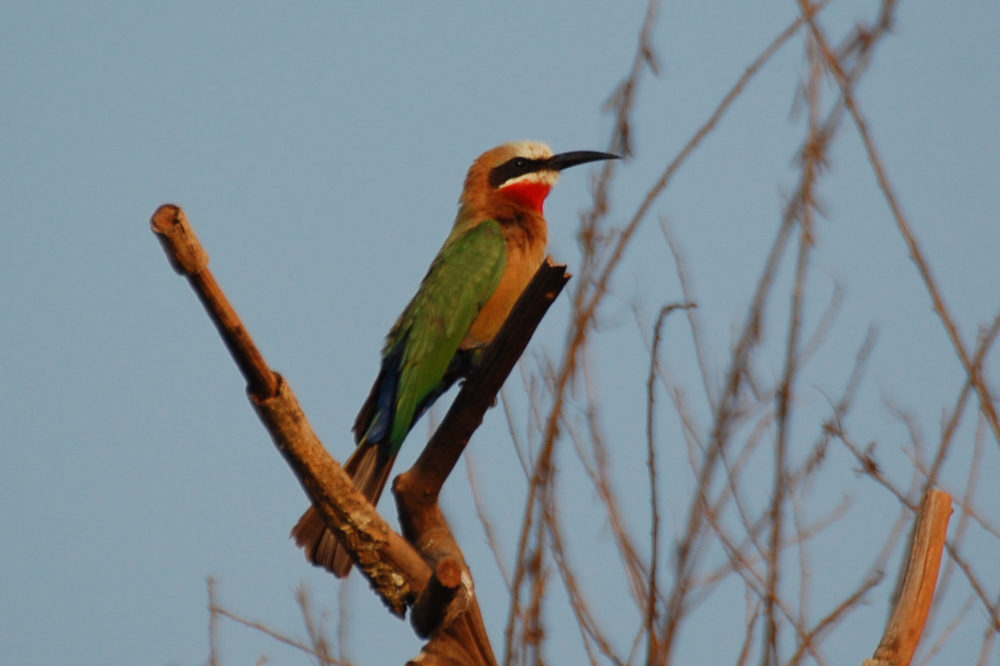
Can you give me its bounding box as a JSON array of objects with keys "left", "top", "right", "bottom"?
[
  {"left": 383, "top": 219, "right": 507, "bottom": 448},
  {"left": 292, "top": 219, "right": 508, "bottom": 578}
]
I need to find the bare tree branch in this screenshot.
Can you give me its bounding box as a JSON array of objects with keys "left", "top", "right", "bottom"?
[{"left": 864, "top": 490, "right": 952, "bottom": 666}]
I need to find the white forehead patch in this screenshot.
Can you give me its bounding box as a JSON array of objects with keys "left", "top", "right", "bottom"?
[{"left": 505, "top": 140, "right": 553, "bottom": 161}]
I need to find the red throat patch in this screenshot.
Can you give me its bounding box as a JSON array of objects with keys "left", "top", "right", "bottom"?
[{"left": 500, "top": 181, "right": 552, "bottom": 212}]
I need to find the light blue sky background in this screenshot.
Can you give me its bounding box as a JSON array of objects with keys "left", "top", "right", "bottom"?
[{"left": 2, "top": 2, "right": 998, "bottom": 664}]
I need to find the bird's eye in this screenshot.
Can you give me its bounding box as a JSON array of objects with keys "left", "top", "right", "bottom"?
[{"left": 514, "top": 158, "right": 528, "bottom": 169}]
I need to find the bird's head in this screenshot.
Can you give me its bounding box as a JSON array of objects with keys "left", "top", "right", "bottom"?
[{"left": 461, "top": 141, "right": 618, "bottom": 214}]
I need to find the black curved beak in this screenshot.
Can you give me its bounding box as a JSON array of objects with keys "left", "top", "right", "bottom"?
[{"left": 544, "top": 150, "right": 620, "bottom": 171}]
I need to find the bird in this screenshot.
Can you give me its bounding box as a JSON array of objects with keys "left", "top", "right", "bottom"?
[{"left": 291, "top": 141, "right": 619, "bottom": 577}]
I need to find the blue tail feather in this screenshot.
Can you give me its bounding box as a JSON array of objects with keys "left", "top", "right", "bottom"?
[{"left": 356, "top": 343, "right": 404, "bottom": 449}]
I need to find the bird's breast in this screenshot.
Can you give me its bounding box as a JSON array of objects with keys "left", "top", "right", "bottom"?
[{"left": 462, "top": 224, "right": 547, "bottom": 349}]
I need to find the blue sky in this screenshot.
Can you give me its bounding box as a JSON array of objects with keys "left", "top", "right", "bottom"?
[{"left": 2, "top": 2, "right": 998, "bottom": 664}]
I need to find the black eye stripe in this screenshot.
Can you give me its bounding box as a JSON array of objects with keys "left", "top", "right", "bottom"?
[{"left": 488, "top": 156, "right": 546, "bottom": 188}]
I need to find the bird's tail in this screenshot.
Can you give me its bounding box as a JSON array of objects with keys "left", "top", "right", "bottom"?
[{"left": 290, "top": 440, "right": 396, "bottom": 577}]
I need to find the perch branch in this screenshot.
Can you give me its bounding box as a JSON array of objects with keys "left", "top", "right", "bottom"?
[
  {"left": 150, "top": 204, "right": 278, "bottom": 398},
  {"left": 151, "top": 204, "right": 429, "bottom": 616}
]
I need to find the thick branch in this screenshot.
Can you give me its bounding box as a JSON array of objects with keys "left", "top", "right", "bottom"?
[
  {"left": 411, "top": 558, "right": 463, "bottom": 638},
  {"left": 150, "top": 204, "right": 429, "bottom": 616},
  {"left": 863, "top": 489, "right": 952, "bottom": 666},
  {"left": 252, "top": 377, "right": 429, "bottom": 615},
  {"left": 151, "top": 204, "right": 278, "bottom": 398}
]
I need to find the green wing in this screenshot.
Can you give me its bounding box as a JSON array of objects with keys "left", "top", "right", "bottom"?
[{"left": 382, "top": 220, "right": 507, "bottom": 448}]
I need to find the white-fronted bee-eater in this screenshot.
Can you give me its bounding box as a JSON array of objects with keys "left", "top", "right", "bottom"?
[{"left": 292, "top": 141, "right": 619, "bottom": 576}]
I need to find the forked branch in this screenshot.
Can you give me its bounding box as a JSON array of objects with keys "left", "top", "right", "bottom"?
[{"left": 150, "top": 203, "right": 568, "bottom": 664}]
